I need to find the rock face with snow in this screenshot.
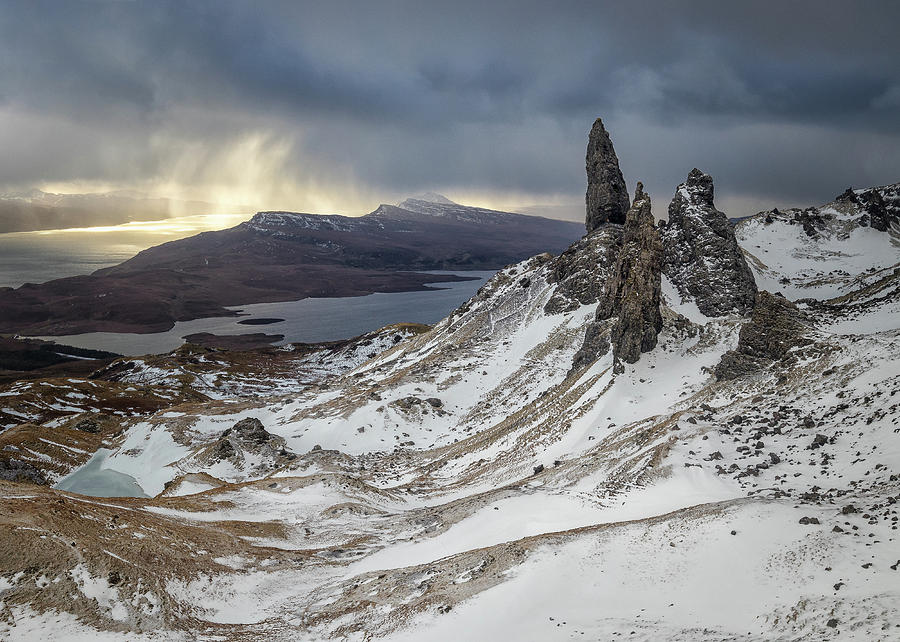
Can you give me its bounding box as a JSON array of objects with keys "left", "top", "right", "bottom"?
[
  {"left": 0, "top": 458, "right": 47, "bottom": 484},
  {"left": 715, "top": 291, "right": 811, "bottom": 380},
  {"left": 209, "top": 417, "right": 291, "bottom": 465},
  {"left": 661, "top": 169, "right": 757, "bottom": 316},
  {"left": 543, "top": 227, "right": 623, "bottom": 314},
  {"left": 574, "top": 183, "right": 662, "bottom": 368},
  {"left": 735, "top": 181, "right": 900, "bottom": 300},
  {"left": 585, "top": 117, "right": 630, "bottom": 232},
  {"left": 835, "top": 185, "right": 900, "bottom": 232},
  {"left": 600, "top": 183, "right": 663, "bottom": 364}
]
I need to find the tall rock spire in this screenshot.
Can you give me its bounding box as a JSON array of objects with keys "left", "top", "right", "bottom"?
[{"left": 585, "top": 118, "right": 630, "bottom": 232}]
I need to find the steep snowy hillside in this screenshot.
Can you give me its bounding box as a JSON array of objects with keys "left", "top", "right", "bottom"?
[
  {"left": 1, "top": 130, "right": 898, "bottom": 639},
  {"left": 736, "top": 183, "right": 900, "bottom": 301}
]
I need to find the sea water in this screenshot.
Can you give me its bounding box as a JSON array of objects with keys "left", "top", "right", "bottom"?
[
  {"left": 1, "top": 217, "right": 495, "bottom": 356},
  {"left": 39, "top": 271, "right": 494, "bottom": 355}
]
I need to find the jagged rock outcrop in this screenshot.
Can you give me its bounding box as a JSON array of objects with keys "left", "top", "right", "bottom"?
[
  {"left": 585, "top": 118, "right": 630, "bottom": 232},
  {"left": 602, "top": 183, "right": 664, "bottom": 364},
  {"left": 210, "top": 417, "right": 294, "bottom": 465},
  {"left": 715, "top": 291, "right": 811, "bottom": 380},
  {"left": 573, "top": 183, "right": 662, "bottom": 369},
  {"left": 836, "top": 185, "right": 899, "bottom": 232},
  {"left": 544, "top": 227, "right": 623, "bottom": 314},
  {"left": 661, "top": 169, "right": 757, "bottom": 316}
]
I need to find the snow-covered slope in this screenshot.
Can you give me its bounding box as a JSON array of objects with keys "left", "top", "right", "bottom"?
[
  {"left": 736, "top": 183, "right": 900, "bottom": 300},
  {"left": 1, "top": 183, "right": 899, "bottom": 641}
]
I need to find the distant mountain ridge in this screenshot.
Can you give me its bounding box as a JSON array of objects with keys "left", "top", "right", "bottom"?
[{"left": 0, "top": 196, "right": 583, "bottom": 335}]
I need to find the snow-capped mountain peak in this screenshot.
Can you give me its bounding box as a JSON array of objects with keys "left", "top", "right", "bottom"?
[{"left": 398, "top": 192, "right": 457, "bottom": 207}]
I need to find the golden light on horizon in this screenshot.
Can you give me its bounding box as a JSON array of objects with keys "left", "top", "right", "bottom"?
[{"left": 31, "top": 132, "right": 584, "bottom": 226}]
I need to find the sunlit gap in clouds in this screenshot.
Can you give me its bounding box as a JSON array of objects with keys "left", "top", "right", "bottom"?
[{"left": 30, "top": 128, "right": 585, "bottom": 226}]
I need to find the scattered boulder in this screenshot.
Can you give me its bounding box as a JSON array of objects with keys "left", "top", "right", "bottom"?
[
  {"left": 799, "top": 516, "right": 821, "bottom": 525},
  {"left": 72, "top": 417, "right": 101, "bottom": 433},
  {"left": 395, "top": 397, "right": 422, "bottom": 410},
  {"left": 809, "top": 434, "right": 828, "bottom": 450},
  {"left": 393, "top": 396, "right": 447, "bottom": 415},
  {"left": 661, "top": 169, "right": 757, "bottom": 316},
  {"left": 585, "top": 118, "right": 630, "bottom": 232}
]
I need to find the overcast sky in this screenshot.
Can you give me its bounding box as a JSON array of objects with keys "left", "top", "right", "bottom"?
[{"left": 1, "top": 0, "right": 899, "bottom": 221}]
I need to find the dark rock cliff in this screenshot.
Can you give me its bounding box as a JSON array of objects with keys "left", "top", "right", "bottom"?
[{"left": 544, "top": 227, "right": 623, "bottom": 315}]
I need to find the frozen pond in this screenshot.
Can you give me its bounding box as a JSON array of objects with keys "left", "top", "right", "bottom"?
[
  {"left": 38, "top": 270, "right": 495, "bottom": 356},
  {"left": 54, "top": 449, "right": 148, "bottom": 498}
]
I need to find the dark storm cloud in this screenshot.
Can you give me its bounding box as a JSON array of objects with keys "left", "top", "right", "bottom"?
[{"left": 0, "top": 0, "right": 899, "bottom": 214}]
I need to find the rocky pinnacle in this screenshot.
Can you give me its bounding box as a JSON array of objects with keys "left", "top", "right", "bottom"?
[
  {"left": 599, "top": 182, "right": 663, "bottom": 365},
  {"left": 661, "top": 168, "right": 757, "bottom": 316},
  {"left": 585, "top": 118, "right": 630, "bottom": 232},
  {"left": 573, "top": 182, "right": 663, "bottom": 371}
]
